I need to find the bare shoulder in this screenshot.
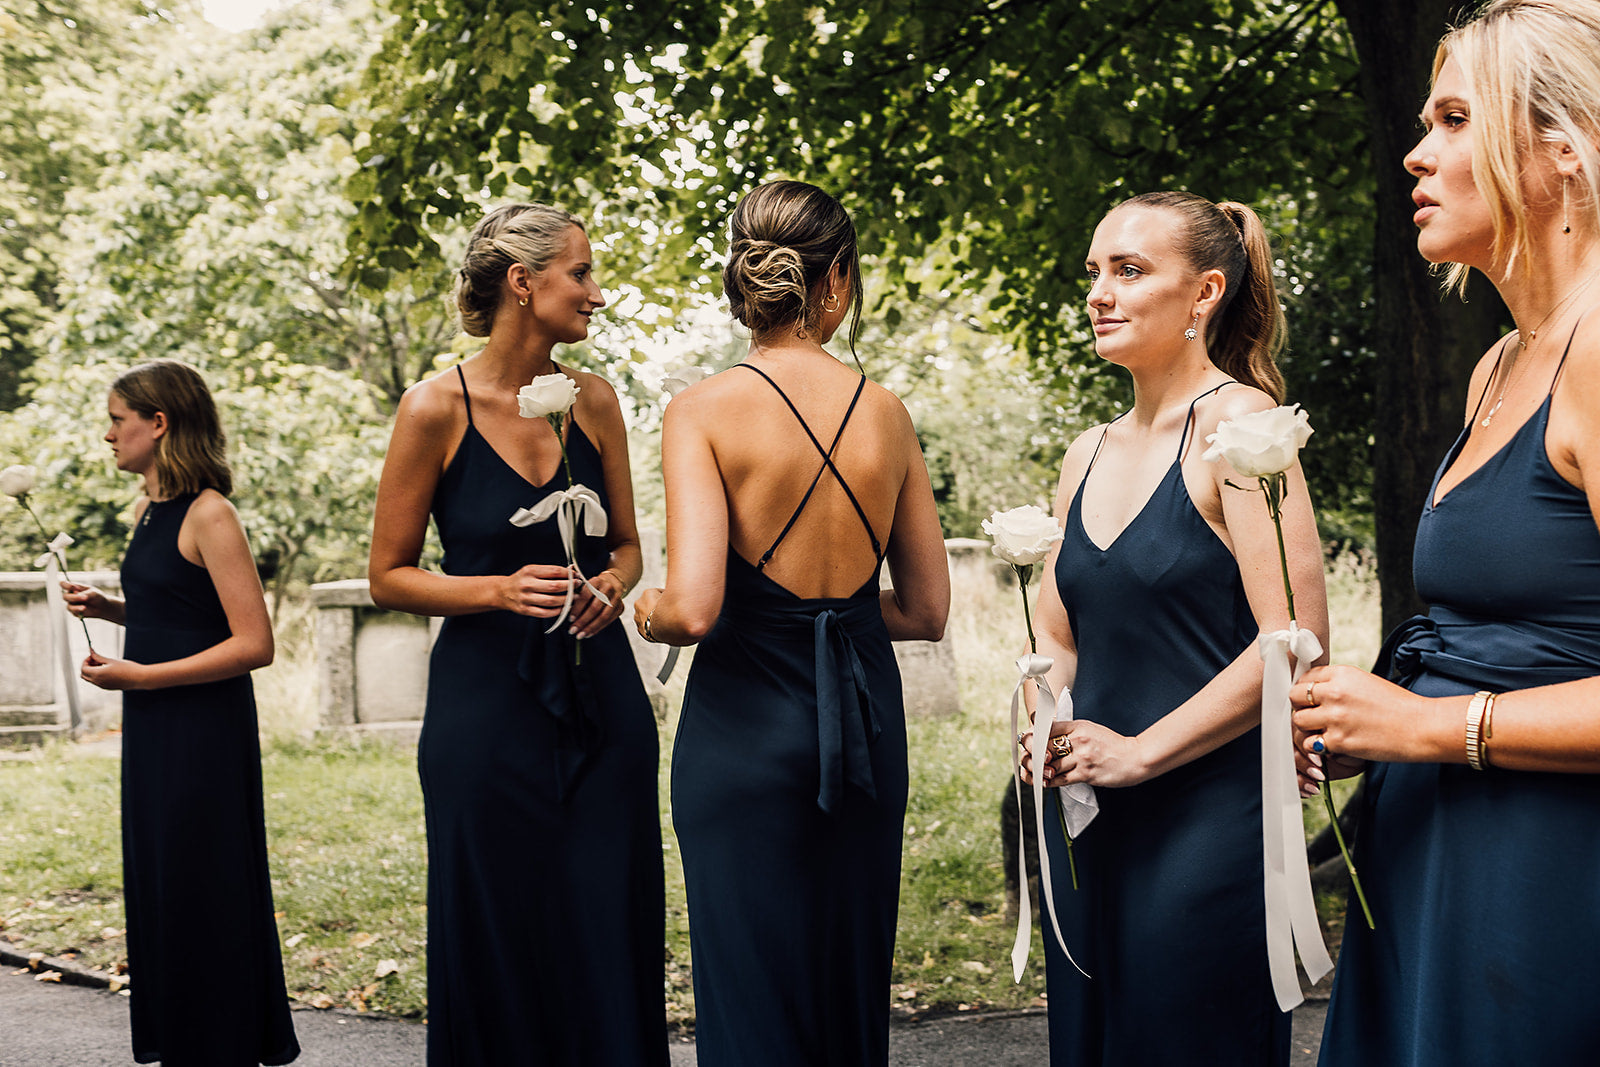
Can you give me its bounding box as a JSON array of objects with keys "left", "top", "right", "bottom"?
[
  {"left": 568, "top": 365, "right": 624, "bottom": 427},
  {"left": 187, "top": 488, "right": 243, "bottom": 528},
  {"left": 1053, "top": 422, "right": 1112, "bottom": 507},
  {"left": 395, "top": 369, "right": 465, "bottom": 427},
  {"left": 1199, "top": 382, "right": 1279, "bottom": 425}
]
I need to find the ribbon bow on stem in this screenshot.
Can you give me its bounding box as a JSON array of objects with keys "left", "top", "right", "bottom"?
[{"left": 510, "top": 485, "right": 611, "bottom": 640}]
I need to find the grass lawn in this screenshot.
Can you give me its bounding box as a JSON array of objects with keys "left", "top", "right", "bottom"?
[{"left": 0, "top": 553, "right": 1379, "bottom": 1023}]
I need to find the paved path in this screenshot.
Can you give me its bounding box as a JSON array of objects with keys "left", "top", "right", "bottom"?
[{"left": 0, "top": 964, "right": 1327, "bottom": 1065}]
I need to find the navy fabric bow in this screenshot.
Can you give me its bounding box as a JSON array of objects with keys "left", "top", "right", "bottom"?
[
  {"left": 518, "top": 621, "right": 604, "bottom": 804},
  {"left": 813, "top": 609, "right": 883, "bottom": 815}
]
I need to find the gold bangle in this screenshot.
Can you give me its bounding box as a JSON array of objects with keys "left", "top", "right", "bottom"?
[
  {"left": 1480, "top": 692, "right": 1497, "bottom": 768},
  {"left": 1466, "top": 691, "right": 1492, "bottom": 770},
  {"left": 642, "top": 610, "right": 657, "bottom": 643}
]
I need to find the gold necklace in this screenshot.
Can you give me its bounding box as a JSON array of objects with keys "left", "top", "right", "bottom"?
[{"left": 1483, "top": 268, "right": 1600, "bottom": 427}]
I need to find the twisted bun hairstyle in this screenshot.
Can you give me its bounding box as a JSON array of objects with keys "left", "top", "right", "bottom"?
[
  {"left": 1120, "top": 191, "right": 1286, "bottom": 402},
  {"left": 456, "top": 203, "right": 585, "bottom": 337},
  {"left": 723, "top": 180, "right": 863, "bottom": 353}
]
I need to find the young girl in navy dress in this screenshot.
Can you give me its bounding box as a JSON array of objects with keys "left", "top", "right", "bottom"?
[{"left": 67, "top": 359, "right": 299, "bottom": 1066}]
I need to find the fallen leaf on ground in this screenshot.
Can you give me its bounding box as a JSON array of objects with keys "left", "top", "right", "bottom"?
[
  {"left": 349, "top": 932, "right": 380, "bottom": 948},
  {"left": 284, "top": 933, "right": 307, "bottom": 949},
  {"left": 374, "top": 958, "right": 400, "bottom": 979},
  {"left": 34, "top": 970, "right": 62, "bottom": 983},
  {"left": 305, "top": 993, "right": 338, "bottom": 1010}
]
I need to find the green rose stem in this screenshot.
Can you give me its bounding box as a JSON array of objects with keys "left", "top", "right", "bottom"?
[
  {"left": 547, "top": 411, "right": 582, "bottom": 665},
  {"left": 1015, "top": 562, "right": 1078, "bottom": 892},
  {"left": 1252, "top": 473, "right": 1374, "bottom": 931},
  {"left": 17, "top": 495, "right": 94, "bottom": 651}
]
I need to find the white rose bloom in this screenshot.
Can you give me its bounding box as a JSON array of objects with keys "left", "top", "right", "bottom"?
[
  {"left": 1202, "top": 405, "right": 1313, "bottom": 478},
  {"left": 661, "top": 365, "right": 710, "bottom": 398},
  {"left": 982, "top": 504, "right": 1064, "bottom": 567},
  {"left": 0, "top": 464, "right": 37, "bottom": 498},
  {"left": 517, "top": 373, "right": 580, "bottom": 419}
]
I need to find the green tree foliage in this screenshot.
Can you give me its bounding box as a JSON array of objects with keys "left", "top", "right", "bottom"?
[
  {"left": 353, "top": 0, "right": 1505, "bottom": 625},
  {"left": 0, "top": 0, "right": 145, "bottom": 410},
  {"left": 1, "top": 0, "right": 445, "bottom": 597}
]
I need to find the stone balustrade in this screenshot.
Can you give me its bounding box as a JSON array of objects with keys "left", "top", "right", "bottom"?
[{"left": 0, "top": 571, "right": 124, "bottom": 745}]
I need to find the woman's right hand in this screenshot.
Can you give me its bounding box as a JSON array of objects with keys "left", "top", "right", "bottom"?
[
  {"left": 61, "top": 581, "right": 111, "bottom": 620},
  {"left": 497, "top": 564, "right": 577, "bottom": 617}
]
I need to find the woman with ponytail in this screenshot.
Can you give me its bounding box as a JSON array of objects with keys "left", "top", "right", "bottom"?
[{"left": 1017, "top": 191, "right": 1328, "bottom": 1064}]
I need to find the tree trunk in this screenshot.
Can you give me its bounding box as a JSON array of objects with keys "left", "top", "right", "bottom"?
[{"left": 1337, "top": 0, "right": 1507, "bottom": 638}]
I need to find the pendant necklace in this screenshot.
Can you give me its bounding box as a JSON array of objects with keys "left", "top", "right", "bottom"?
[{"left": 1483, "top": 267, "right": 1600, "bottom": 427}]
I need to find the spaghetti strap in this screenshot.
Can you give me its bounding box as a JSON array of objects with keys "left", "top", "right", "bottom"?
[
  {"left": 1177, "top": 381, "right": 1238, "bottom": 462},
  {"left": 735, "top": 364, "right": 885, "bottom": 567},
  {"left": 456, "top": 365, "right": 475, "bottom": 425},
  {"left": 1081, "top": 414, "right": 1126, "bottom": 482},
  {"left": 1467, "top": 335, "right": 1516, "bottom": 425},
  {"left": 1548, "top": 315, "right": 1588, "bottom": 397}
]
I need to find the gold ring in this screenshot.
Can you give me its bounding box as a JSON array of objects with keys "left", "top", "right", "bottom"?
[
  {"left": 1049, "top": 734, "right": 1073, "bottom": 757},
  {"left": 1306, "top": 681, "right": 1317, "bottom": 706}
]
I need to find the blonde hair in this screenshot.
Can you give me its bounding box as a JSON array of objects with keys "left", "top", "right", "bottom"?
[
  {"left": 1434, "top": 0, "right": 1600, "bottom": 291},
  {"left": 1117, "top": 191, "right": 1287, "bottom": 402},
  {"left": 723, "top": 180, "right": 864, "bottom": 355},
  {"left": 456, "top": 203, "right": 586, "bottom": 336},
  {"left": 111, "top": 360, "right": 232, "bottom": 497}
]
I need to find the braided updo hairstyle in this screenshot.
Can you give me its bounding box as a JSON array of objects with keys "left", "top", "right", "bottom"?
[
  {"left": 1118, "top": 190, "right": 1286, "bottom": 403},
  {"left": 455, "top": 203, "right": 585, "bottom": 337},
  {"left": 723, "top": 180, "right": 863, "bottom": 354}
]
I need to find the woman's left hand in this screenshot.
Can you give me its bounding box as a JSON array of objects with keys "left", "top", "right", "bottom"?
[
  {"left": 632, "top": 587, "right": 664, "bottom": 642},
  {"left": 568, "top": 568, "right": 626, "bottom": 640},
  {"left": 79, "top": 650, "right": 147, "bottom": 691},
  {"left": 1290, "top": 663, "right": 1441, "bottom": 764},
  {"left": 1021, "top": 719, "right": 1153, "bottom": 788}
]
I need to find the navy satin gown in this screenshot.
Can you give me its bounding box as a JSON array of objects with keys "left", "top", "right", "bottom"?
[
  {"left": 120, "top": 492, "right": 299, "bottom": 1066},
  {"left": 671, "top": 367, "right": 908, "bottom": 1066},
  {"left": 420, "top": 368, "right": 667, "bottom": 1066},
  {"left": 1041, "top": 387, "right": 1288, "bottom": 1067},
  {"left": 1320, "top": 343, "right": 1600, "bottom": 1065}
]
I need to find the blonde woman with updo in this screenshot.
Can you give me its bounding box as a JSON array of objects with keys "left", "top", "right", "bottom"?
[
  {"left": 1290, "top": 2, "right": 1600, "bottom": 1061},
  {"left": 369, "top": 204, "right": 667, "bottom": 1065},
  {"left": 632, "top": 180, "right": 949, "bottom": 1065}
]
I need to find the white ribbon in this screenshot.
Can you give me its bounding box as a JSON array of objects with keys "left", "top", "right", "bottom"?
[
  {"left": 1009, "top": 653, "right": 1094, "bottom": 982},
  {"left": 655, "top": 646, "right": 679, "bottom": 684},
  {"left": 35, "top": 546, "right": 82, "bottom": 734},
  {"left": 509, "top": 484, "right": 611, "bottom": 634},
  {"left": 1257, "top": 622, "right": 1333, "bottom": 1011}
]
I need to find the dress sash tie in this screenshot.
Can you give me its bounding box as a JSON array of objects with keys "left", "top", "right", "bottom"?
[{"left": 813, "top": 609, "right": 883, "bottom": 815}]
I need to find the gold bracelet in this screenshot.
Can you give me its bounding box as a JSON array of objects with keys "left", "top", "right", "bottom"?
[
  {"left": 1466, "top": 691, "right": 1492, "bottom": 770},
  {"left": 1480, "top": 692, "right": 1497, "bottom": 768},
  {"left": 600, "top": 569, "right": 633, "bottom": 597},
  {"left": 642, "top": 610, "right": 657, "bottom": 643}
]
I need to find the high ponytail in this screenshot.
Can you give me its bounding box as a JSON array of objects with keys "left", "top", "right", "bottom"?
[{"left": 1120, "top": 191, "right": 1286, "bottom": 402}]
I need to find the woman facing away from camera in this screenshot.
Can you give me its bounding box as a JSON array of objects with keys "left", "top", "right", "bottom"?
[
  {"left": 1019, "top": 191, "right": 1328, "bottom": 1066},
  {"left": 65, "top": 359, "right": 299, "bottom": 1066},
  {"left": 368, "top": 204, "right": 667, "bottom": 1065},
  {"left": 631, "top": 179, "right": 950, "bottom": 1066},
  {"left": 1291, "top": 2, "right": 1600, "bottom": 1062}
]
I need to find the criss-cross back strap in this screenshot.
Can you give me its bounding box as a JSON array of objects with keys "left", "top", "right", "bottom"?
[{"left": 736, "top": 364, "right": 884, "bottom": 569}]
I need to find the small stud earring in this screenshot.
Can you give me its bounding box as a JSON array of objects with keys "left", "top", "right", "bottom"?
[
  {"left": 518, "top": 296, "right": 529, "bottom": 307},
  {"left": 822, "top": 292, "right": 840, "bottom": 313},
  {"left": 1185, "top": 315, "right": 1199, "bottom": 341}
]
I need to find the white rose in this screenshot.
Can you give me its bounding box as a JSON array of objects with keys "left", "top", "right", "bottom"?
[
  {"left": 661, "top": 365, "right": 710, "bottom": 399},
  {"left": 982, "top": 504, "right": 1063, "bottom": 567},
  {"left": 0, "top": 464, "right": 37, "bottom": 498},
  {"left": 1202, "top": 405, "right": 1313, "bottom": 478},
  {"left": 516, "top": 373, "right": 580, "bottom": 419}
]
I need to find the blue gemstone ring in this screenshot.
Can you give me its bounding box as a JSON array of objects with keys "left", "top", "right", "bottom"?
[{"left": 1311, "top": 738, "right": 1326, "bottom": 754}]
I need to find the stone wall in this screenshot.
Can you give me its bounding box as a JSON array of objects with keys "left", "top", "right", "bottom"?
[
  {"left": 0, "top": 571, "right": 124, "bottom": 744},
  {"left": 310, "top": 534, "right": 975, "bottom": 740}
]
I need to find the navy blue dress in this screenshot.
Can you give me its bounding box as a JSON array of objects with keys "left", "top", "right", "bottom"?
[
  {"left": 672, "top": 367, "right": 908, "bottom": 1066},
  {"left": 1041, "top": 386, "right": 1289, "bottom": 1066},
  {"left": 120, "top": 492, "right": 299, "bottom": 1066},
  {"left": 420, "top": 368, "right": 667, "bottom": 1065},
  {"left": 1320, "top": 337, "right": 1600, "bottom": 1066}
]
